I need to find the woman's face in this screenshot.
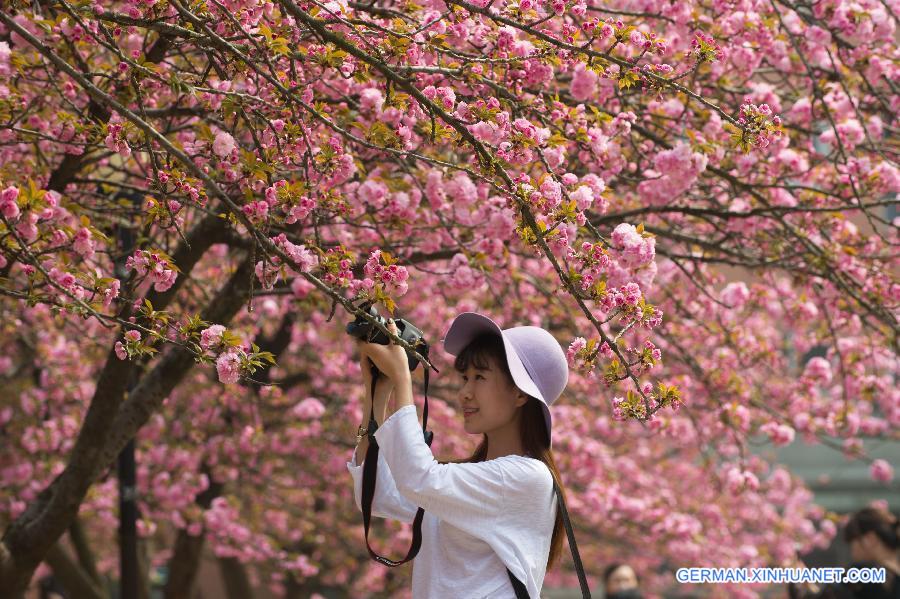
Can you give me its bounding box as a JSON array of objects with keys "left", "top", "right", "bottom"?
[
  {"left": 606, "top": 565, "right": 639, "bottom": 593},
  {"left": 456, "top": 355, "right": 526, "bottom": 435},
  {"left": 849, "top": 533, "right": 879, "bottom": 562}
]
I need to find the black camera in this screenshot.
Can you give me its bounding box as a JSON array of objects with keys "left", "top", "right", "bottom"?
[{"left": 346, "top": 301, "right": 430, "bottom": 374}]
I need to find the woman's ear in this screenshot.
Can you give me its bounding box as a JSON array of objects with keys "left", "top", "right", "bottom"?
[{"left": 515, "top": 391, "right": 529, "bottom": 408}]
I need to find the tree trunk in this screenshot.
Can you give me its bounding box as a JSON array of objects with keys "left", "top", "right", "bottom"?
[
  {"left": 0, "top": 256, "right": 253, "bottom": 595},
  {"left": 163, "top": 470, "right": 224, "bottom": 599},
  {"left": 218, "top": 557, "right": 254, "bottom": 599}
]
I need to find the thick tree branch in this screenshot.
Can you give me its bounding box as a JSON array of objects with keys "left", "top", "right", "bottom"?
[
  {"left": 67, "top": 518, "right": 102, "bottom": 588},
  {"left": 44, "top": 542, "right": 108, "bottom": 599}
]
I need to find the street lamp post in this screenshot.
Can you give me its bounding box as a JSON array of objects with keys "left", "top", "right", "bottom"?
[{"left": 113, "top": 191, "right": 142, "bottom": 599}]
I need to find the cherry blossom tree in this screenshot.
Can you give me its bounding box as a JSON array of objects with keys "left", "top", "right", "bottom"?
[{"left": 0, "top": 0, "right": 896, "bottom": 596}]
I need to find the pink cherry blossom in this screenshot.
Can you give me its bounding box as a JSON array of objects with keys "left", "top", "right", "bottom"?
[
  {"left": 721, "top": 282, "right": 750, "bottom": 308},
  {"left": 292, "top": 398, "right": 326, "bottom": 419},
  {"left": 0, "top": 187, "right": 19, "bottom": 219},
  {"left": 570, "top": 64, "right": 598, "bottom": 101},
  {"left": 761, "top": 422, "right": 795, "bottom": 446},
  {"left": 215, "top": 351, "right": 241, "bottom": 385},
  {"left": 611, "top": 223, "right": 656, "bottom": 269},
  {"left": 72, "top": 228, "right": 95, "bottom": 258},
  {"left": 212, "top": 131, "right": 236, "bottom": 157},
  {"left": 870, "top": 459, "right": 893, "bottom": 483},
  {"left": 200, "top": 325, "right": 226, "bottom": 351},
  {"left": 803, "top": 357, "right": 833, "bottom": 384}
]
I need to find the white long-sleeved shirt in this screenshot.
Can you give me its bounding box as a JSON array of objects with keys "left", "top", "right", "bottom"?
[{"left": 347, "top": 404, "right": 557, "bottom": 598}]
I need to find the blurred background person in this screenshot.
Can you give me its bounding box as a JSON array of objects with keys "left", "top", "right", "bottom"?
[
  {"left": 603, "top": 562, "right": 642, "bottom": 599},
  {"left": 842, "top": 507, "right": 900, "bottom": 599},
  {"left": 790, "top": 507, "right": 900, "bottom": 599}
]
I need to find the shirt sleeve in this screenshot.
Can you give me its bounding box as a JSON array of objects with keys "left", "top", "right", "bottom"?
[
  {"left": 373, "top": 404, "right": 552, "bottom": 543},
  {"left": 347, "top": 444, "right": 419, "bottom": 524}
]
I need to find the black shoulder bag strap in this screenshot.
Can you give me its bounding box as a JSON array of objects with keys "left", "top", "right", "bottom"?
[
  {"left": 505, "top": 480, "right": 592, "bottom": 598},
  {"left": 360, "top": 368, "right": 433, "bottom": 567}
]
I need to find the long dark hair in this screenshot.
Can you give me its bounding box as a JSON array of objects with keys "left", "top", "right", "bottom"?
[
  {"left": 844, "top": 507, "right": 900, "bottom": 549},
  {"left": 440, "top": 333, "right": 567, "bottom": 572}
]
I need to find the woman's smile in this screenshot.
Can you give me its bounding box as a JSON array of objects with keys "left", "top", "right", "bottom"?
[{"left": 463, "top": 407, "right": 479, "bottom": 419}]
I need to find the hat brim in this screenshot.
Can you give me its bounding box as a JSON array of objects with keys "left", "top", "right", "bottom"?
[
  {"left": 443, "top": 312, "right": 553, "bottom": 443},
  {"left": 443, "top": 312, "right": 502, "bottom": 356}
]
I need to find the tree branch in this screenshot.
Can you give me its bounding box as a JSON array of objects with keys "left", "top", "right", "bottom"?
[{"left": 44, "top": 542, "right": 108, "bottom": 599}]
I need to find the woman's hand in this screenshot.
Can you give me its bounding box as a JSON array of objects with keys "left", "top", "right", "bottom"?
[
  {"left": 358, "top": 340, "right": 376, "bottom": 389},
  {"left": 357, "top": 338, "right": 394, "bottom": 418},
  {"left": 355, "top": 342, "right": 396, "bottom": 464},
  {"left": 358, "top": 342, "right": 392, "bottom": 393},
  {"left": 359, "top": 319, "right": 411, "bottom": 384}
]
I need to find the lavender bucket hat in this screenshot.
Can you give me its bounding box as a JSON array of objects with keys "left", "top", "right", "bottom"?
[{"left": 442, "top": 312, "right": 569, "bottom": 445}]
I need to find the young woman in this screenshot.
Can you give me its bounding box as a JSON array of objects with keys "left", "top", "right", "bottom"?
[{"left": 347, "top": 312, "right": 571, "bottom": 598}]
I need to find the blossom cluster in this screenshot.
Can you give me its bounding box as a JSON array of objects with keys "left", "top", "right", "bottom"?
[
  {"left": 734, "top": 103, "right": 784, "bottom": 150},
  {"left": 361, "top": 249, "right": 410, "bottom": 297},
  {"left": 254, "top": 234, "right": 318, "bottom": 291},
  {"left": 126, "top": 250, "right": 178, "bottom": 293}
]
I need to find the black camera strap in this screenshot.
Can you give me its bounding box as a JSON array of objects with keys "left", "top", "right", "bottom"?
[{"left": 360, "top": 368, "right": 433, "bottom": 567}]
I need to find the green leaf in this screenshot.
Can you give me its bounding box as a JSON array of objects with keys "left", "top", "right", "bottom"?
[
  {"left": 618, "top": 70, "right": 641, "bottom": 90},
  {"left": 258, "top": 22, "right": 273, "bottom": 42},
  {"left": 271, "top": 37, "right": 290, "bottom": 56},
  {"left": 221, "top": 330, "right": 242, "bottom": 347}
]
